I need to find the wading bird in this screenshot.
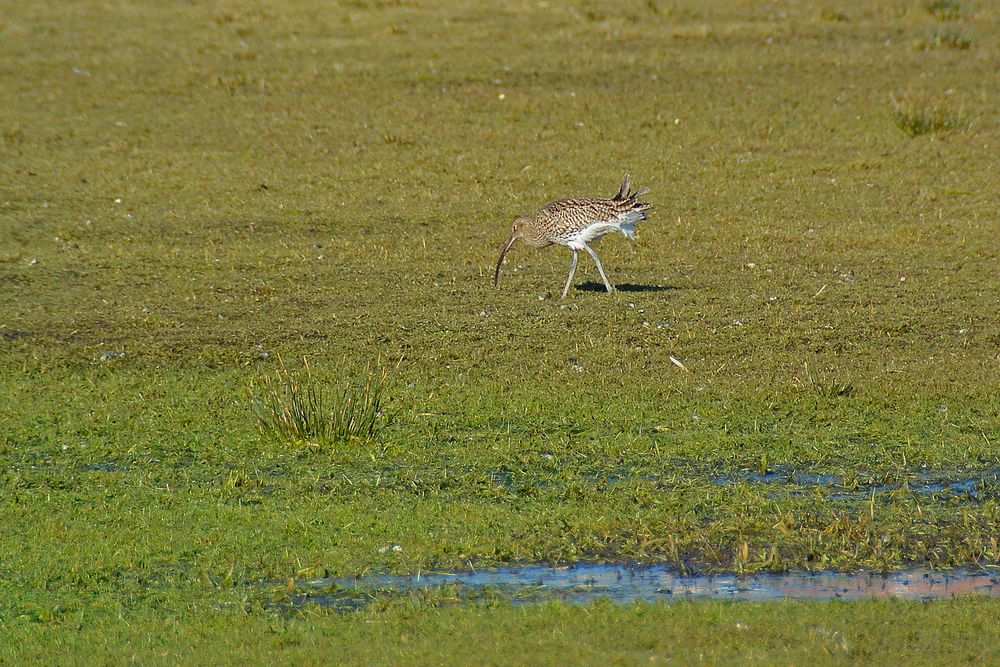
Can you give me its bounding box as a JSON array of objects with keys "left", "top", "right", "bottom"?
[{"left": 493, "top": 175, "right": 652, "bottom": 298}]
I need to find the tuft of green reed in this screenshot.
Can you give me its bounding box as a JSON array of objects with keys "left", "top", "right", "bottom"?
[
  {"left": 890, "top": 96, "right": 972, "bottom": 137},
  {"left": 250, "top": 357, "right": 391, "bottom": 445},
  {"left": 917, "top": 28, "right": 972, "bottom": 50},
  {"left": 926, "top": 0, "right": 961, "bottom": 20}
]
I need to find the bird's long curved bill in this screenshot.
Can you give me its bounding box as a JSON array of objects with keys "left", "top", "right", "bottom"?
[{"left": 493, "top": 236, "right": 517, "bottom": 287}]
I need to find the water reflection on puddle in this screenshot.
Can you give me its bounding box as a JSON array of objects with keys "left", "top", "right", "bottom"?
[{"left": 293, "top": 565, "right": 1000, "bottom": 610}]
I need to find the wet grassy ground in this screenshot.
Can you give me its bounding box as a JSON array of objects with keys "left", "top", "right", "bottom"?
[
  {"left": 7, "top": 598, "right": 1000, "bottom": 665},
  {"left": 2, "top": 0, "right": 999, "bottom": 662}
]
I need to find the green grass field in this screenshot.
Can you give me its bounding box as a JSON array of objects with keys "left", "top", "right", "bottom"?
[{"left": 2, "top": 0, "right": 999, "bottom": 663}]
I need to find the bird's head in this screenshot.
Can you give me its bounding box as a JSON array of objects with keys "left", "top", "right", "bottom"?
[
  {"left": 510, "top": 216, "right": 533, "bottom": 237},
  {"left": 494, "top": 216, "right": 532, "bottom": 287}
]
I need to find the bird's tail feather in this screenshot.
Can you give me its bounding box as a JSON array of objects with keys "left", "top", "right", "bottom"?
[
  {"left": 615, "top": 175, "right": 632, "bottom": 200},
  {"left": 614, "top": 174, "right": 651, "bottom": 202}
]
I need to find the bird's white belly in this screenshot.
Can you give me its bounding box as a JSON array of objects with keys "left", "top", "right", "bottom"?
[{"left": 564, "top": 222, "right": 619, "bottom": 249}]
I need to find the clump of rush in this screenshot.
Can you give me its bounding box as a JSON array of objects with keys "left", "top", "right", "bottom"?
[{"left": 250, "top": 355, "right": 393, "bottom": 446}]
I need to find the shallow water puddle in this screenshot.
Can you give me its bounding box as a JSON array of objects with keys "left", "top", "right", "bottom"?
[
  {"left": 483, "top": 465, "right": 998, "bottom": 503},
  {"left": 710, "top": 466, "right": 998, "bottom": 502},
  {"left": 292, "top": 565, "right": 1000, "bottom": 610}
]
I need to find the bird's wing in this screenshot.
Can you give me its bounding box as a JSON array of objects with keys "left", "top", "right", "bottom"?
[{"left": 539, "top": 198, "right": 622, "bottom": 227}]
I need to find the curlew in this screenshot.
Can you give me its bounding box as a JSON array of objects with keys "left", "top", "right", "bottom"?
[{"left": 493, "top": 175, "right": 652, "bottom": 298}]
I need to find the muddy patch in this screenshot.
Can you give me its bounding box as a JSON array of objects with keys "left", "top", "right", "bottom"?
[
  {"left": 1, "top": 329, "right": 30, "bottom": 341},
  {"left": 80, "top": 461, "right": 125, "bottom": 473},
  {"left": 284, "top": 565, "right": 1000, "bottom": 612}
]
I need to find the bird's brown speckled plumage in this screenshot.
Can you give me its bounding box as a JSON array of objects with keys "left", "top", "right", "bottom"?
[{"left": 494, "top": 175, "right": 652, "bottom": 298}]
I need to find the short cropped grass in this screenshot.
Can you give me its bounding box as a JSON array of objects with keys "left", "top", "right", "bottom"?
[
  {"left": 1, "top": 0, "right": 998, "bottom": 661},
  {"left": 5, "top": 597, "right": 1000, "bottom": 665}
]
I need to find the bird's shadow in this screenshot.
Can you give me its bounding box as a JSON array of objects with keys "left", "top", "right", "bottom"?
[{"left": 576, "top": 281, "right": 678, "bottom": 293}]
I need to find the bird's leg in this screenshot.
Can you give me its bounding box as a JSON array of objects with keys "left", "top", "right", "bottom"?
[
  {"left": 561, "top": 249, "right": 579, "bottom": 299},
  {"left": 583, "top": 245, "right": 615, "bottom": 293}
]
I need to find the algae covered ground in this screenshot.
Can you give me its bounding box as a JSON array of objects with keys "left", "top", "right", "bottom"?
[{"left": 2, "top": 0, "right": 999, "bottom": 662}]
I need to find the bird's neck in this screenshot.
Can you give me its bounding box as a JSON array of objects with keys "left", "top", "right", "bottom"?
[{"left": 521, "top": 223, "right": 550, "bottom": 248}]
